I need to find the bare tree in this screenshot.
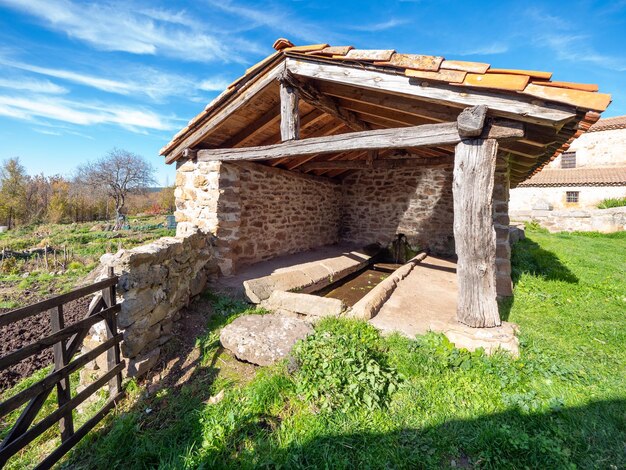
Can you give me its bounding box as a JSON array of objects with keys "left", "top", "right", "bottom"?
[{"left": 76, "top": 148, "right": 156, "bottom": 225}]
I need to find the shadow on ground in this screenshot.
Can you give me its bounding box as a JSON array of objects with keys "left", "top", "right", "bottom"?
[
  {"left": 511, "top": 236, "right": 578, "bottom": 285},
  {"left": 499, "top": 236, "right": 578, "bottom": 322}
]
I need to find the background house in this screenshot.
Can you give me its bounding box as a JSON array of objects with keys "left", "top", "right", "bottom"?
[{"left": 510, "top": 115, "right": 626, "bottom": 211}]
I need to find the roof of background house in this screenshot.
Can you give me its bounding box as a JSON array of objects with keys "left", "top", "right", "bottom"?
[
  {"left": 588, "top": 115, "right": 626, "bottom": 133},
  {"left": 518, "top": 167, "right": 626, "bottom": 187},
  {"left": 160, "top": 39, "right": 611, "bottom": 186}
]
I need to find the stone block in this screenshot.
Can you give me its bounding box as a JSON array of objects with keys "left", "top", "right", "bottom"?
[
  {"left": 261, "top": 290, "right": 345, "bottom": 318},
  {"left": 126, "top": 347, "right": 160, "bottom": 378}
]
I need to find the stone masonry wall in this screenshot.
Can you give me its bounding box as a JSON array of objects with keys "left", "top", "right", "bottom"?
[
  {"left": 235, "top": 162, "right": 342, "bottom": 268},
  {"left": 340, "top": 163, "right": 455, "bottom": 256},
  {"left": 174, "top": 158, "right": 342, "bottom": 274},
  {"left": 97, "top": 232, "right": 214, "bottom": 377},
  {"left": 493, "top": 154, "right": 512, "bottom": 297}
]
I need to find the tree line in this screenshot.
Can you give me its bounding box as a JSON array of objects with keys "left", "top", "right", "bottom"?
[{"left": 0, "top": 149, "right": 175, "bottom": 228}]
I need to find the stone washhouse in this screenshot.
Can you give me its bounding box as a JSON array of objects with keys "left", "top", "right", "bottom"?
[{"left": 98, "top": 39, "right": 611, "bottom": 376}]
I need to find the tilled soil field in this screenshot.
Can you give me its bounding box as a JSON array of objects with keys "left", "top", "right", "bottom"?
[{"left": 1, "top": 296, "right": 91, "bottom": 391}]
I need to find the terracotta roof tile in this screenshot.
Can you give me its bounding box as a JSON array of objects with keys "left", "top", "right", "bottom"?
[
  {"left": 530, "top": 80, "right": 598, "bottom": 92},
  {"left": 462, "top": 72, "right": 529, "bottom": 91},
  {"left": 488, "top": 68, "right": 552, "bottom": 80},
  {"left": 588, "top": 115, "right": 626, "bottom": 132},
  {"left": 343, "top": 49, "right": 395, "bottom": 61},
  {"left": 519, "top": 167, "right": 626, "bottom": 187},
  {"left": 405, "top": 68, "right": 466, "bottom": 83},
  {"left": 440, "top": 60, "right": 490, "bottom": 74},
  {"left": 523, "top": 83, "right": 611, "bottom": 112},
  {"left": 375, "top": 53, "right": 443, "bottom": 71}
]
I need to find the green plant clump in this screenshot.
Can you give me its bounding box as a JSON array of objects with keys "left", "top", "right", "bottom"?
[
  {"left": 597, "top": 197, "right": 626, "bottom": 209},
  {"left": 292, "top": 318, "right": 401, "bottom": 412}
]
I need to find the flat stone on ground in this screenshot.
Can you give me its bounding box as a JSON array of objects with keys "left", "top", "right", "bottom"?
[{"left": 220, "top": 314, "right": 313, "bottom": 366}]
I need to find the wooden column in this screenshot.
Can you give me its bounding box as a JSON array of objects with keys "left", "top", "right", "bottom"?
[
  {"left": 279, "top": 78, "right": 300, "bottom": 141},
  {"left": 453, "top": 137, "right": 501, "bottom": 327}
]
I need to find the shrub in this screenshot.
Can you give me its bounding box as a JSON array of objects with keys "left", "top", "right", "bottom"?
[
  {"left": 292, "top": 318, "right": 401, "bottom": 412},
  {"left": 597, "top": 197, "right": 626, "bottom": 209}
]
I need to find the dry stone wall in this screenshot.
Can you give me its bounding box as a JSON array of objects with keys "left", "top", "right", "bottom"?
[
  {"left": 340, "top": 163, "right": 455, "bottom": 256},
  {"left": 97, "top": 232, "right": 214, "bottom": 377}
]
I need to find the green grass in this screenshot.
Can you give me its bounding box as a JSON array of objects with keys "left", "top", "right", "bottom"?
[
  {"left": 4, "top": 229, "right": 625, "bottom": 469},
  {"left": 597, "top": 197, "right": 626, "bottom": 209},
  {"left": 0, "top": 216, "right": 175, "bottom": 304}
]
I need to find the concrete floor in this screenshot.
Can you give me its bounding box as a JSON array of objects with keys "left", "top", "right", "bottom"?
[{"left": 369, "top": 256, "right": 459, "bottom": 337}]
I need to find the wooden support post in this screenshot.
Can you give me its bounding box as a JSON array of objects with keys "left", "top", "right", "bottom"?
[
  {"left": 102, "top": 267, "right": 122, "bottom": 396},
  {"left": 453, "top": 137, "right": 501, "bottom": 327},
  {"left": 49, "top": 305, "right": 74, "bottom": 441},
  {"left": 279, "top": 78, "right": 300, "bottom": 141}
]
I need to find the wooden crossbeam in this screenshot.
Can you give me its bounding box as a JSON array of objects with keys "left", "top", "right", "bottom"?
[{"left": 196, "top": 119, "right": 524, "bottom": 162}]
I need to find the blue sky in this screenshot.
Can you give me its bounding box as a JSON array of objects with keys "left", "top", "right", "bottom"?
[{"left": 0, "top": 0, "right": 625, "bottom": 185}]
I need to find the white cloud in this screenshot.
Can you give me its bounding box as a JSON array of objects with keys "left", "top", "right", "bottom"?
[
  {"left": 349, "top": 19, "right": 410, "bottom": 32},
  {"left": 0, "top": 76, "right": 67, "bottom": 94},
  {"left": 0, "top": 94, "right": 176, "bottom": 132},
  {"left": 0, "top": 0, "right": 255, "bottom": 63},
  {"left": 0, "top": 56, "right": 232, "bottom": 101},
  {"left": 455, "top": 43, "right": 509, "bottom": 56}
]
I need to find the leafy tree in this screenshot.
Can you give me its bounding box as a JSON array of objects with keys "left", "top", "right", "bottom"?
[
  {"left": 76, "top": 148, "right": 156, "bottom": 222},
  {"left": 0, "top": 157, "right": 29, "bottom": 228}
]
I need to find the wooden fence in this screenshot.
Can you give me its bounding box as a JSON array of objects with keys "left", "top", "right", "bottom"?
[{"left": 0, "top": 268, "right": 124, "bottom": 469}]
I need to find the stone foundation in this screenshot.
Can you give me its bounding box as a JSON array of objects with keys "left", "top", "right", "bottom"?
[{"left": 88, "top": 231, "right": 215, "bottom": 378}]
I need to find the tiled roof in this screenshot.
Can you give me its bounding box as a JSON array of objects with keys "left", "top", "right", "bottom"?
[
  {"left": 588, "top": 115, "right": 626, "bottom": 133},
  {"left": 160, "top": 38, "right": 611, "bottom": 177},
  {"left": 518, "top": 167, "right": 626, "bottom": 187}
]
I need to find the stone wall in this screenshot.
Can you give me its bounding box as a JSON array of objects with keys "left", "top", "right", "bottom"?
[
  {"left": 493, "top": 154, "right": 512, "bottom": 297},
  {"left": 510, "top": 185, "right": 626, "bottom": 211},
  {"left": 235, "top": 162, "right": 342, "bottom": 268},
  {"left": 340, "top": 163, "right": 455, "bottom": 256},
  {"left": 511, "top": 206, "right": 626, "bottom": 233},
  {"left": 174, "top": 159, "right": 342, "bottom": 274},
  {"left": 97, "top": 232, "right": 214, "bottom": 377}
]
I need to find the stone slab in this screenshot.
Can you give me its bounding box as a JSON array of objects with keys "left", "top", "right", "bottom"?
[
  {"left": 261, "top": 290, "right": 345, "bottom": 319},
  {"left": 220, "top": 314, "right": 313, "bottom": 366},
  {"left": 243, "top": 250, "right": 372, "bottom": 303}
]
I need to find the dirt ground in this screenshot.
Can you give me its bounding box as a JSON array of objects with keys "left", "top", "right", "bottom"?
[{"left": 0, "top": 296, "right": 91, "bottom": 391}]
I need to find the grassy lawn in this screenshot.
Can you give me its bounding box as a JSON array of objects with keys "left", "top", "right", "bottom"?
[
  {"left": 3, "top": 228, "right": 625, "bottom": 469},
  {"left": 0, "top": 216, "right": 175, "bottom": 306}
]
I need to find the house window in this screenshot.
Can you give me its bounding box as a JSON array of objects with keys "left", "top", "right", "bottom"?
[
  {"left": 561, "top": 152, "right": 576, "bottom": 169},
  {"left": 566, "top": 191, "right": 579, "bottom": 203}
]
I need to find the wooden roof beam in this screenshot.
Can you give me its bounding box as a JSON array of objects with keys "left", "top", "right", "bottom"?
[
  {"left": 287, "top": 58, "right": 577, "bottom": 127},
  {"left": 196, "top": 119, "right": 524, "bottom": 162}
]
